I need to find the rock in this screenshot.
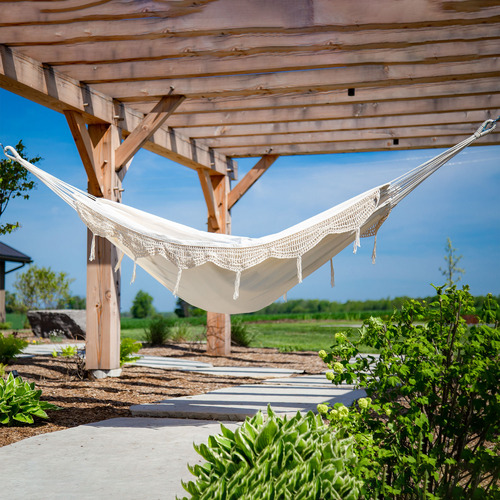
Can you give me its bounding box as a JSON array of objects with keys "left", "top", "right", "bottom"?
[{"left": 27, "top": 310, "right": 86, "bottom": 340}]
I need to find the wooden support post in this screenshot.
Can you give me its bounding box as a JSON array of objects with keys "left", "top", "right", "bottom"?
[
  {"left": 205, "top": 173, "right": 231, "bottom": 356},
  {"left": 65, "top": 116, "right": 123, "bottom": 376},
  {"left": 0, "top": 261, "right": 5, "bottom": 324}
]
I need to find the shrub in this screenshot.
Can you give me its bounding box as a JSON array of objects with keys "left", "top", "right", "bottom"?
[
  {"left": 0, "top": 372, "right": 60, "bottom": 425},
  {"left": 144, "top": 316, "right": 172, "bottom": 345},
  {"left": 120, "top": 338, "right": 142, "bottom": 366},
  {"left": 0, "top": 334, "right": 28, "bottom": 364},
  {"left": 0, "top": 322, "right": 12, "bottom": 330},
  {"left": 230, "top": 318, "right": 256, "bottom": 347},
  {"left": 320, "top": 285, "right": 500, "bottom": 499},
  {"left": 179, "top": 406, "right": 363, "bottom": 500},
  {"left": 170, "top": 322, "right": 193, "bottom": 342}
]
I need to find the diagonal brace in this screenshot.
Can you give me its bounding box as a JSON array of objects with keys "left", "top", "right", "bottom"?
[
  {"left": 115, "top": 95, "right": 185, "bottom": 172},
  {"left": 198, "top": 169, "right": 221, "bottom": 231},
  {"left": 228, "top": 154, "right": 278, "bottom": 209},
  {"left": 64, "top": 110, "right": 103, "bottom": 197}
]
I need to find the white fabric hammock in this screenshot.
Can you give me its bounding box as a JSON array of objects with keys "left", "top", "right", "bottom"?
[{"left": 3, "top": 119, "right": 497, "bottom": 314}]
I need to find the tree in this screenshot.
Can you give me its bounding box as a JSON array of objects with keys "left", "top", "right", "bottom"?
[
  {"left": 439, "top": 237, "right": 465, "bottom": 287},
  {"left": 130, "top": 290, "right": 155, "bottom": 318},
  {"left": 13, "top": 265, "right": 74, "bottom": 311},
  {"left": 0, "top": 140, "right": 40, "bottom": 235}
]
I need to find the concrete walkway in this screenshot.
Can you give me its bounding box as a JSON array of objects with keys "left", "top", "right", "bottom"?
[{"left": 1, "top": 345, "right": 366, "bottom": 499}]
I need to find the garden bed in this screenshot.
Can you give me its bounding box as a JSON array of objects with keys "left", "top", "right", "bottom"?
[{"left": 0, "top": 342, "right": 325, "bottom": 448}]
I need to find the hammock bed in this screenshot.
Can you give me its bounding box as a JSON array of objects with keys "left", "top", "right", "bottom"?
[{"left": 3, "top": 119, "right": 497, "bottom": 314}]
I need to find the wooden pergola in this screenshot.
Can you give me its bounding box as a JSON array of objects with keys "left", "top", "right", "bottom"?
[{"left": 1, "top": 1, "right": 499, "bottom": 375}]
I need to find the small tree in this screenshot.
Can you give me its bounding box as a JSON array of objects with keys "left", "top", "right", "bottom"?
[
  {"left": 439, "top": 237, "right": 465, "bottom": 287},
  {"left": 0, "top": 140, "right": 40, "bottom": 235},
  {"left": 13, "top": 265, "right": 74, "bottom": 311},
  {"left": 130, "top": 290, "right": 155, "bottom": 318}
]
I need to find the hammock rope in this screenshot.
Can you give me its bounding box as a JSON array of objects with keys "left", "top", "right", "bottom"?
[{"left": 2, "top": 118, "right": 497, "bottom": 314}]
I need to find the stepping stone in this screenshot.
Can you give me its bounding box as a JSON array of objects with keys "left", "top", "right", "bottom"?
[
  {"left": 130, "top": 382, "right": 366, "bottom": 421},
  {"left": 179, "top": 366, "right": 303, "bottom": 378},
  {"left": 134, "top": 356, "right": 212, "bottom": 369}
]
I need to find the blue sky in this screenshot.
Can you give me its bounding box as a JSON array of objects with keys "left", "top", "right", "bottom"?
[{"left": 1, "top": 88, "right": 499, "bottom": 312}]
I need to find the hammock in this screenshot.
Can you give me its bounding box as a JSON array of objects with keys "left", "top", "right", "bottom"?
[{"left": 3, "top": 119, "right": 497, "bottom": 314}]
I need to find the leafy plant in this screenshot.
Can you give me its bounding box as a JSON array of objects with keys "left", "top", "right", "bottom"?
[
  {"left": 13, "top": 265, "right": 74, "bottom": 311},
  {"left": 230, "top": 318, "right": 256, "bottom": 347},
  {"left": 120, "top": 337, "right": 142, "bottom": 366},
  {"left": 179, "top": 406, "right": 363, "bottom": 500},
  {"left": 52, "top": 344, "right": 86, "bottom": 379},
  {"left": 0, "top": 363, "right": 6, "bottom": 378},
  {"left": 0, "top": 372, "right": 60, "bottom": 425},
  {"left": 0, "top": 140, "right": 40, "bottom": 235},
  {"left": 320, "top": 285, "right": 500, "bottom": 499},
  {"left": 144, "top": 316, "right": 172, "bottom": 345},
  {"left": 0, "top": 334, "right": 28, "bottom": 364},
  {"left": 0, "top": 322, "right": 12, "bottom": 330}
]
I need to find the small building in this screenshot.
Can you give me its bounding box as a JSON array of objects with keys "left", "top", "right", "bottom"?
[{"left": 0, "top": 242, "right": 32, "bottom": 323}]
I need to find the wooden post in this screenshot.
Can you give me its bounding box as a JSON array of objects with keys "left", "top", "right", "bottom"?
[
  {"left": 206, "top": 173, "right": 231, "bottom": 356},
  {"left": 0, "top": 261, "right": 5, "bottom": 324},
  {"left": 85, "top": 123, "right": 122, "bottom": 376}
]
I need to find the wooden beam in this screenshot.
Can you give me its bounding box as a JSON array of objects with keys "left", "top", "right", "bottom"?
[
  {"left": 175, "top": 110, "right": 497, "bottom": 139},
  {"left": 13, "top": 24, "right": 498, "bottom": 66},
  {"left": 64, "top": 110, "right": 103, "bottom": 197},
  {"left": 228, "top": 155, "right": 278, "bottom": 210},
  {"left": 114, "top": 94, "right": 185, "bottom": 171},
  {"left": 218, "top": 134, "right": 500, "bottom": 157},
  {"left": 197, "top": 169, "right": 220, "bottom": 231},
  {"left": 92, "top": 58, "right": 500, "bottom": 99},
  {"left": 1, "top": 0, "right": 499, "bottom": 37},
  {"left": 85, "top": 123, "right": 122, "bottom": 375},
  {"left": 57, "top": 39, "right": 499, "bottom": 83},
  {"left": 164, "top": 94, "right": 500, "bottom": 128},
  {"left": 0, "top": 45, "right": 235, "bottom": 177}
]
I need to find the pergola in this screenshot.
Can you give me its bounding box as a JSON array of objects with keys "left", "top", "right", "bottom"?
[{"left": 1, "top": 1, "right": 499, "bottom": 375}]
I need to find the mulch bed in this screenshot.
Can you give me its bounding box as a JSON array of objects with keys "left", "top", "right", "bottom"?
[{"left": 0, "top": 342, "right": 325, "bottom": 448}]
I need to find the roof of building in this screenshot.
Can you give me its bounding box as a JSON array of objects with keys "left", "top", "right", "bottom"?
[{"left": 0, "top": 242, "right": 32, "bottom": 264}]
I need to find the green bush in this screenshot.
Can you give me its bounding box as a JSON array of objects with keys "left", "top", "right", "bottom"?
[
  {"left": 0, "top": 372, "right": 60, "bottom": 425},
  {"left": 179, "top": 406, "right": 363, "bottom": 500},
  {"left": 319, "top": 285, "right": 500, "bottom": 499},
  {"left": 144, "top": 316, "right": 172, "bottom": 345},
  {"left": 120, "top": 337, "right": 142, "bottom": 366},
  {"left": 230, "top": 318, "right": 256, "bottom": 347},
  {"left": 0, "top": 334, "right": 28, "bottom": 364},
  {"left": 0, "top": 322, "right": 12, "bottom": 330},
  {"left": 170, "top": 322, "right": 193, "bottom": 342}
]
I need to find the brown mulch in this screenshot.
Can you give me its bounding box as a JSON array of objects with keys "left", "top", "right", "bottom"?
[{"left": 0, "top": 342, "right": 325, "bottom": 448}]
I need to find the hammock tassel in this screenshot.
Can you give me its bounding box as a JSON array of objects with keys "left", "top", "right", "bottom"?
[
  {"left": 372, "top": 234, "right": 378, "bottom": 264},
  {"left": 233, "top": 270, "right": 242, "bottom": 300},
  {"left": 89, "top": 233, "right": 96, "bottom": 261},
  {"left": 114, "top": 251, "right": 125, "bottom": 273},
  {"left": 353, "top": 227, "right": 361, "bottom": 254},
  {"left": 283, "top": 292, "right": 288, "bottom": 302},
  {"left": 173, "top": 267, "right": 183, "bottom": 297},
  {"left": 131, "top": 259, "right": 137, "bottom": 284},
  {"left": 330, "top": 258, "right": 335, "bottom": 287},
  {"left": 297, "top": 255, "right": 303, "bottom": 283}
]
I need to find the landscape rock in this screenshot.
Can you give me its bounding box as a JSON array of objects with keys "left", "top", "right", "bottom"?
[{"left": 27, "top": 310, "right": 86, "bottom": 339}]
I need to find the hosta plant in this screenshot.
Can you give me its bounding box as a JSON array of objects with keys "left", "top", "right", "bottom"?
[
  {"left": 0, "top": 372, "right": 60, "bottom": 425},
  {"left": 179, "top": 406, "right": 363, "bottom": 500}
]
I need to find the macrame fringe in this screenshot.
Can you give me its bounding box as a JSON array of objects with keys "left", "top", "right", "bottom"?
[
  {"left": 353, "top": 227, "right": 361, "bottom": 254},
  {"left": 114, "top": 251, "right": 125, "bottom": 272},
  {"left": 173, "top": 267, "right": 183, "bottom": 297},
  {"left": 283, "top": 292, "right": 288, "bottom": 302},
  {"left": 330, "top": 258, "right": 335, "bottom": 287},
  {"left": 233, "top": 270, "right": 242, "bottom": 300},
  {"left": 89, "top": 233, "right": 96, "bottom": 261},
  {"left": 372, "top": 234, "right": 378, "bottom": 264},
  {"left": 130, "top": 259, "right": 137, "bottom": 284},
  {"left": 297, "top": 255, "right": 303, "bottom": 283}
]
